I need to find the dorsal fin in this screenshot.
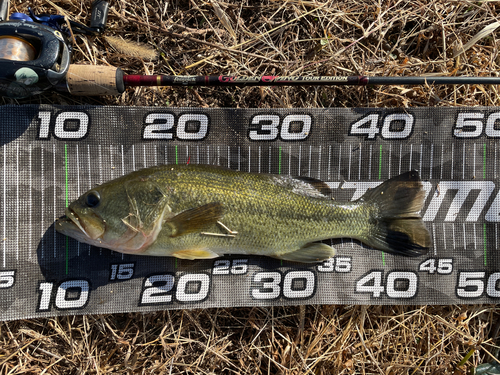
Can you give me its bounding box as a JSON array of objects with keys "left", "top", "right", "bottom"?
[
  {"left": 293, "top": 176, "right": 333, "bottom": 196},
  {"left": 271, "top": 175, "right": 332, "bottom": 198}
]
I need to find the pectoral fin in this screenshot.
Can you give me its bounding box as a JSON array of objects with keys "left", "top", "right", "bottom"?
[
  {"left": 172, "top": 248, "right": 220, "bottom": 260},
  {"left": 273, "top": 243, "right": 336, "bottom": 263},
  {"left": 167, "top": 202, "right": 224, "bottom": 237}
]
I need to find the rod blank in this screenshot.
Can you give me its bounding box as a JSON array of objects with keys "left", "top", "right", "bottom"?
[{"left": 123, "top": 74, "right": 500, "bottom": 88}]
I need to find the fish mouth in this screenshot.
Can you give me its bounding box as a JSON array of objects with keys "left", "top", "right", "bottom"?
[
  {"left": 56, "top": 207, "right": 104, "bottom": 240},
  {"left": 64, "top": 207, "right": 89, "bottom": 236}
]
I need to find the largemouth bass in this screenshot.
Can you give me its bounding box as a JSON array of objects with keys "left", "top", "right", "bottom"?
[{"left": 55, "top": 164, "right": 431, "bottom": 263}]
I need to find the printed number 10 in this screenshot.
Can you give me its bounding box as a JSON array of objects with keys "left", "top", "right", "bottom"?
[{"left": 37, "top": 111, "right": 89, "bottom": 140}]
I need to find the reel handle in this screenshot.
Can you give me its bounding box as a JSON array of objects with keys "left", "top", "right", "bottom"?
[
  {"left": 64, "top": 64, "right": 124, "bottom": 96},
  {"left": 0, "top": 0, "right": 9, "bottom": 22}
]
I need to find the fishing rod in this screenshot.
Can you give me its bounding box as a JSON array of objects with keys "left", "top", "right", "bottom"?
[
  {"left": 62, "top": 66, "right": 500, "bottom": 97},
  {"left": 0, "top": 0, "right": 499, "bottom": 98}
]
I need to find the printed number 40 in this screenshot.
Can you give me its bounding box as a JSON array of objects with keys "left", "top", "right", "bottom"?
[
  {"left": 349, "top": 113, "right": 414, "bottom": 140},
  {"left": 356, "top": 271, "right": 418, "bottom": 298}
]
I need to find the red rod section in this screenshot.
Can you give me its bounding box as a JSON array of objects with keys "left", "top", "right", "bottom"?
[{"left": 123, "top": 75, "right": 366, "bottom": 87}]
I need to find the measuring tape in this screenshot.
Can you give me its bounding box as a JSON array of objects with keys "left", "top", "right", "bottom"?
[{"left": 0, "top": 104, "right": 499, "bottom": 320}]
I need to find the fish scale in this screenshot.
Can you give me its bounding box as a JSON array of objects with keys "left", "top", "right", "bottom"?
[{"left": 56, "top": 164, "right": 431, "bottom": 262}]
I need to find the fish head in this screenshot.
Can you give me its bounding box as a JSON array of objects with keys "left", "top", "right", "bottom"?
[{"left": 56, "top": 176, "right": 170, "bottom": 253}]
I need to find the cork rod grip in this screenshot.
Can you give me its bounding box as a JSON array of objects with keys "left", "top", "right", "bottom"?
[{"left": 66, "top": 65, "right": 125, "bottom": 96}]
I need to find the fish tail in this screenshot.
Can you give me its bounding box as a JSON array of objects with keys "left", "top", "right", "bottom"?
[{"left": 360, "top": 170, "right": 431, "bottom": 257}]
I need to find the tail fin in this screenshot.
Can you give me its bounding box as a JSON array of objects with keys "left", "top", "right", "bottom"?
[{"left": 359, "top": 170, "right": 431, "bottom": 257}]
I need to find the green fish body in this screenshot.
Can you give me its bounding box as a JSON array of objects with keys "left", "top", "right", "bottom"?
[{"left": 56, "top": 164, "right": 431, "bottom": 263}]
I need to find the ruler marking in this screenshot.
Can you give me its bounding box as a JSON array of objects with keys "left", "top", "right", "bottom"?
[
  {"left": 367, "top": 145, "right": 372, "bottom": 180},
  {"left": 121, "top": 145, "right": 125, "bottom": 176},
  {"left": 76, "top": 145, "right": 80, "bottom": 256},
  {"left": 452, "top": 223, "right": 456, "bottom": 250},
  {"left": 388, "top": 143, "right": 392, "bottom": 178},
  {"left": 317, "top": 145, "right": 322, "bottom": 180},
  {"left": 40, "top": 145, "right": 44, "bottom": 260},
  {"left": 483, "top": 143, "right": 486, "bottom": 180},
  {"left": 258, "top": 146, "right": 261, "bottom": 173},
  {"left": 473, "top": 223, "right": 477, "bottom": 250},
  {"left": 53, "top": 144, "right": 56, "bottom": 258},
  {"left": 484, "top": 223, "right": 487, "bottom": 266},
  {"left": 463, "top": 144, "right": 466, "bottom": 180},
  {"left": 308, "top": 145, "right": 312, "bottom": 177},
  {"left": 155, "top": 145, "right": 158, "bottom": 166},
  {"left": 248, "top": 146, "right": 251, "bottom": 172},
  {"left": 98, "top": 144, "right": 103, "bottom": 184},
  {"left": 207, "top": 145, "right": 210, "bottom": 165},
  {"left": 327, "top": 145, "right": 331, "bottom": 180},
  {"left": 298, "top": 145, "right": 302, "bottom": 176},
  {"left": 359, "top": 144, "right": 362, "bottom": 180},
  {"left": 29, "top": 145, "right": 32, "bottom": 260},
  {"left": 278, "top": 147, "right": 282, "bottom": 174},
  {"left": 432, "top": 223, "right": 437, "bottom": 256},
  {"left": 442, "top": 223, "right": 446, "bottom": 250},
  {"left": 288, "top": 145, "right": 291, "bottom": 176},
  {"left": 409, "top": 144, "right": 413, "bottom": 171},
  {"left": 419, "top": 144, "right": 423, "bottom": 175},
  {"left": 429, "top": 143, "right": 434, "bottom": 180},
  {"left": 451, "top": 143, "right": 454, "bottom": 179},
  {"left": 398, "top": 144, "right": 402, "bottom": 176},
  {"left": 64, "top": 144, "right": 69, "bottom": 273},
  {"left": 348, "top": 144, "right": 352, "bottom": 180},
  {"left": 495, "top": 143, "right": 498, "bottom": 179},
  {"left": 87, "top": 145, "right": 92, "bottom": 188},
  {"left": 268, "top": 146, "right": 271, "bottom": 174},
  {"left": 496, "top": 223, "right": 498, "bottom": 252},
  {"left": 16, "top": 143, "right": 19, "bottom": 261},
  {"left": 378, "top": 145, "right": 382, "bottom": 179},
  {"left": 132, "top": 144, "right": 136, "bottom": 171},
  {"left": 143, "top": 144, "right": 147, "bottom": 168},
  {"left": 2, "top": 147, "right": 5, "bottom": 266},
  {"left": 463, "top": 223, "right": 467, "bottom": 250},
  {"left": 87, "top": 145, "right": 92, "bottom": 256},
  {"left": 473, "top": 143, "right": 476, "bottom": 178},
  {"left": 338, "top": 145, "right": 342, "bottom": 180},
  {"left": 217, "top": 145, "right": 220, "bottom": 166},
  {"left": 440, "top": 144, "right": 444, "bottom": 180},
  {"left": 109, "top": 145, "right": 114, "bottom": 180}
]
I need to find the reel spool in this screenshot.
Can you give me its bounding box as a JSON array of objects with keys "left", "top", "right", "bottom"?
[
  {"left": 0, "top": 21, "right": 70, "bottom": 98},
  {"left": 0, "top": 35, "right": 35, "bottom": 61}
]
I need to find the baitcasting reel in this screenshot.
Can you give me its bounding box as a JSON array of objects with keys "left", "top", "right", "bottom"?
[
  {"left": 0, "top": 21, "right": 70, "bottom": 98},
  {"left": 0, "top": 0, "right": 109, "bottom": 98}
]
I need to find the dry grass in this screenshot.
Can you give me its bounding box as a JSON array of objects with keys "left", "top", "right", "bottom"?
[{"left": 1, "top": 0, "right": 500, "bottom": 373}]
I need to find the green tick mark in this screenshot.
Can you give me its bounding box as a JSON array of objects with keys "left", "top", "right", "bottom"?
[{"left": 278, "top": 146, "right": 282, "bottom": 174}]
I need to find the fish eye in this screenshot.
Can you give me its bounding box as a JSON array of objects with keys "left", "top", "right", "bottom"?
[{"left": 85, "top": 191, "right": 100, "bottom": 208}]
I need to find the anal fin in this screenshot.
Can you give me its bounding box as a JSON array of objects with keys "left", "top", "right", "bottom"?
[
  {"left": 273, "top": 243, "right": 336, "bottom": 263},
  {"left": 172, "top": 248, "right": 220, "bottom": 260}
]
